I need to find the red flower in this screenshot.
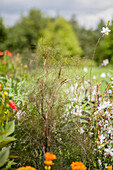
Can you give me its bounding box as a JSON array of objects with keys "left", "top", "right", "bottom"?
[
  {"left": 9, "top": 100, "right": 18, "bottom": 111},
  {"left": 0, "top": 51, "right": 4, "bottom": 56},
  {"left": 6, "top": 50, "right": 12, "bottom": 57}
]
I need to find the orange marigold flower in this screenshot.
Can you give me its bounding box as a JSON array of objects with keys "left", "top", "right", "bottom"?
[
  {"left": 45, "top": 152, "right": 56, "bottom": 161},
  {"left": 44, "top": 160, "right": 54, "bottom": 166},
  {"left": 108, "top": 166, "right": 112, "bottom": 170},
  {"left": 71, "top": 161, "right": 87, "bottom": 170},
  {"left": 9, "top": 100, "right": 18, "bottom": 111},
  {"left": 16, "top": 166, "right": 37, "bottom": 170},
  {"left": 0, "top": 51, "right": 4, "bottom": 56},
  {"left": 6, "top": 50, "right": 12, "bottom": 57},
  {"left": 8, "top": 74, "right": 13, "bottom": 78},
  {"left": 24, "top": 64, "right": 28, "bottom": 68}
]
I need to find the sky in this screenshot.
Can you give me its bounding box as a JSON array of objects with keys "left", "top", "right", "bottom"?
[{"left": 0, "top": 0, "right": 113, "bottom": 29}]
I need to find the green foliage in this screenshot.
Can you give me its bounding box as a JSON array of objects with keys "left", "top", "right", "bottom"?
[
  {"left": 0, "top": 9, "right": 112, "bottom": 66},
  {"left": 6, "top": 9, "right": 47, "bottom": 51},
  {"left": 0, "top": 52, "right": 14, "bottom": 75},
  {"left": 95, "top": 21, "right": 113, "bottom": 64},
  {"left": 70, "top": 17, "right": 108, "bottom": 64},
  {"left": 70, "top": 16, "right": 98, "bottom": 59},
  {"left": 0, "top": 147, "right": 9, "bottom": 167},
  {"left": 0, "top": 74, "right": 21, "bottom": 169},
  {"left": 0, "top": 18, "right": 7, "bottom": 50},
  {"left": 0, "top": 9, "right": 113, "bottom": 66},
  {"left": 78, "top": 28, "right": 98, "bottom": 59},
  {"left": 38, "top": 17, "right": 82, "bottom": 61},
  {"left": 0, "top": 9, "right": 113, "bottom": 170},
  {"left": 0, "top": 121, "right": 16, "bottom": 148},
  {"left": 9, "top": 58, "right": 92, "bottom": 169},
  {"left": 0, "top": 120, "right": 16, "bottom": 168}
]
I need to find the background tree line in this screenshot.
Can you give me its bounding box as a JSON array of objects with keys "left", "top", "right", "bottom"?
[{"left": 0, "top": 9, "right": 113, "bottom": 65}]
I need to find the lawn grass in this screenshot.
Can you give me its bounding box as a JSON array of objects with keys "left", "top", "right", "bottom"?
[
  {"left": 57, "top": 64, "right": 113, "bottom": 92},
  {"left": 30, "top": 58, "right": 113, "bottom": 93}
]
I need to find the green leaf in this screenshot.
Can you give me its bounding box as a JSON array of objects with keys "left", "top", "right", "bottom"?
[
  {"left": 3, "top": 113, "right": 13, "bottom": 122},
  {"left": 9, "top": 155, "right": 20, "bottom": 159},
  {"left": 0, "top": 137, "right": 16, "bottom": 149},
  {"left": 0, "top": 147, "right": 9, "bottom": 167},
  {"left": 80, "top": 119, "right": 89, "bottom": 123},
  {"left": 0, "top": 131, "right": 9, "bottom": 136},
  {"left": 0, "top": 126, "right": 4, "bottom": 134},
  {"left": 5, "top": 120, "right": 15, "bottom": 136},
  {"left": 4, "top": 160, "right": 16, "bottom": 169}
]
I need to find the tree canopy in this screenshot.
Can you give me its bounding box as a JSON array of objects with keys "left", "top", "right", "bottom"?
[
  {"left": 6, "top": 9, "right": 47, "bottom": 51},
  {"left": 0, "top": 9, "right": 113, "bottom": 65},
  {"left": 0, "top": 18, "right": 7, "bottom": 50},
  {"left": 95, "top": 21, "right": 113, "bottom": 64},
  {"left": 38, "top": 17, "right": 82, "bottom": 60}
]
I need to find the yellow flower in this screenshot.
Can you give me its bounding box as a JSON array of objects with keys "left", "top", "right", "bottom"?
[
  {"left": 71, "top": 161, "right": 87, "bottom": 170},
  {"left": 4, "top": 91, "right": 8, "bottom": 95},
  {"left": 44, "top": 152, "right": 56, "bottom": 169},
  {"left": 45, "top": 166, "right": 51, "bottom": 170},
  {"left": 108, "top": 166, "right": 112, "bottom": 170},
  {"left": 16, "top": 166, "right": 37, "bottom": 170},
  {"left": 44, "top": 160, "right": 54, "bottom": 166}
]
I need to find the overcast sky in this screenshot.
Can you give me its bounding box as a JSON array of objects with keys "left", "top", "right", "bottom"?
[{"left": 0, "top": 0, "right": 113, "bottom": 29}]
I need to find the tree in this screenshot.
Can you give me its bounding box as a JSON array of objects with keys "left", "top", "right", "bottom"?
[
  {"left": 70, "top": 16, "right": 98, "bottom": 60},
  {"left": 0, "top": 18, "right": 7, "bottom": 50},
  {"left": 95, "top": 20, "right": 113, "bottom": 64},
  {"left": 38, "top": 17, "right": 82, "bottom": 61},
  {"left": 6, "top": 9, "right": 47, "bottom": 51}
]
